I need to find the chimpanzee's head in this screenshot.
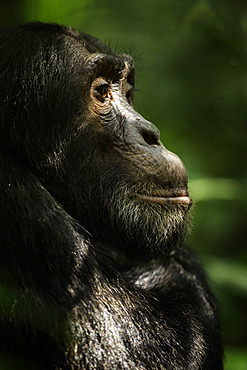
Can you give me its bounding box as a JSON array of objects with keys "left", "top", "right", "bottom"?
[{"left": 0, "top": 22, "right": 192, "bottom": 260}]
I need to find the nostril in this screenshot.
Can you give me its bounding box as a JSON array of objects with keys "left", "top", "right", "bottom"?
[{"left": 142, "top": 130, "right": 160, "bottom": 146}]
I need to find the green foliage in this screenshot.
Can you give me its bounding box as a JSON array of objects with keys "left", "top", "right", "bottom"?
[
  {"left": 190, "top": 178, "right": 247, "bottom": 202},
  {"left": 1, "top": 0, "right": 247, "bottom": 367},
  {"left": 225, "top": 348, "right": 247, "bottom": 370},
  {"left": 24, "top": 0, "right": 92, "bottom": 27}
]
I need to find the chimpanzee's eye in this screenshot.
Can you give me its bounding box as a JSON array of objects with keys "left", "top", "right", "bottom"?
[{"left": 95, "top": 84, "right": 110, "bottom": 102}]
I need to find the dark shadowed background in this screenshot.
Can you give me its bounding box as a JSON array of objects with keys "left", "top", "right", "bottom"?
[{"left": 1, "top": 0, "right": 247, "bottom": 368}]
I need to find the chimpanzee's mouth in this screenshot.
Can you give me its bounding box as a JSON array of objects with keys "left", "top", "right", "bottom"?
[{"left": 136, "top": 191, "right": 192, "bottom": 208}]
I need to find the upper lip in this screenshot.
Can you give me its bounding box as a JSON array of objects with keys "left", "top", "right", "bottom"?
[
  {"left": 138, "top": 189, "right": 189, "bottom": 198},
  {"left": 136, "top": 190, "right": 192, "bottom": 207}
]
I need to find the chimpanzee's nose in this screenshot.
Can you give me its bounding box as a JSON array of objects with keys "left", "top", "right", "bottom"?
[{"left": 125, "top": 114, "right": 161, "bottom": 147}]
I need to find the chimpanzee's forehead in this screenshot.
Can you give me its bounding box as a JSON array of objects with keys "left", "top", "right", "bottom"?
[
  {"left": 72, "top": 32, "right": 134, "bottom": 72},
  {"left": 84, "top": 53, "right": 134, "bottom": 82},
  {"left": 61, "top": 27, "right": 135, "bottom": 82}
]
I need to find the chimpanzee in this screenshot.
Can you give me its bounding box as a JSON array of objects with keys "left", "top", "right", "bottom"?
[{"left": 0, "top": 22, "right": 223, "bottom": 369}]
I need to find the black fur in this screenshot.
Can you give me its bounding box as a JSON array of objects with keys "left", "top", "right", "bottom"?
[{"left": 0, "top": 22, "right": 223, "bottom": 369}]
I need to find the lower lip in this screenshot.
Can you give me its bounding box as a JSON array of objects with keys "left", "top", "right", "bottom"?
[{"left": 136, "top": 194, "right": 193, "bottom": 207}]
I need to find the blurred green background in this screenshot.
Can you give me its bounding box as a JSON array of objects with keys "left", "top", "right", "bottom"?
[{"left": 1, "top": 0, "right": 247, "bottom": 368}]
